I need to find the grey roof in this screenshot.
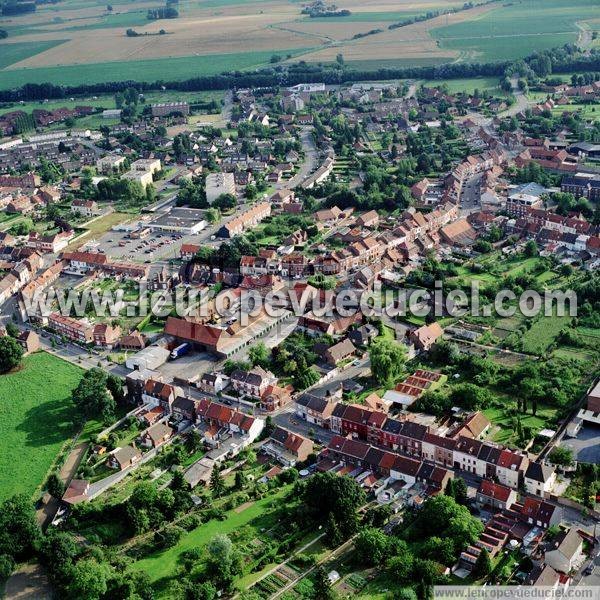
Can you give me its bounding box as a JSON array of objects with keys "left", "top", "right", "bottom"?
[{"left": 525, "top": 461, "right": 554, "bottom": 483}]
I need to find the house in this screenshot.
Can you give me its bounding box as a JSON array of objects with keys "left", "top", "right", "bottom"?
[
  {"left": 526, "top": 565, "right": 561, "bottom": 588},
  {"left": 171, "top": 396, "right": 197, "bottom": 421},
  {"left": 48, "top": 313, "right": 94, "bottom": 343},
  {"left": 260, "top": 384, "right": 293, "bottom": 412},
  {"left": 140, "top": 422, "right": 174, "bottom": 448},
  {"left": 450, "top": 411, "right": 491, "bottom": 440},
  {"left": 409, "top": 322, "right": 443, "bottom": 351},
  {"left": 93, "top": 323, "right": 121, "bottom": 348},
  {"left": 545, "top": 528, "right": 584, "bottom": 574},
  {"left": 198, "top": 372, "right": 227, "bottom": 394},
  {"left": 17, "top": 330, "right": 39, "bottom": 354},
  {"left": 295, "top": 393, "right": 337, "bottom": 427},
  {"left": 476, "top": 480, "right": 517, "bottom": 510},
  {"left": 180, "top": 243, "right": 201, "bottom": 260},
  {"left": 72, "top": 199, "right": 100, "bottom": 217},
  {"left": 62, "top": 479, "right": 90, "bottom": 505},
  {"left": 521, "top": 497, "right": 562, "bottom": 528},
  {"left": 119, "top": 331, "right": 146, "bottom": 350},
  {"left": 142, "top": 379, "right": 180, "bottom": 411},
  {"left": 109, "top": 445, "right": 142, "bottom": 470},
  {"left": 262, "top": 426, "right": 314, "bottom": 466},
  {"left": 348, "top": 324, "right": 378, "bottom": 347},
  {"left": 230, "top": 366, "right": 275, "bottom": 398},
  {"left": 524, "top": 461, "right": 556, "bottom": 498},
  {"left": 323, "top": 338, "right": 356, "bottom": 365}
]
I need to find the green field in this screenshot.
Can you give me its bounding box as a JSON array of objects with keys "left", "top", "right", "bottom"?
[
  {"left": 0, "top": 40, "right": 67, "bottom": 70},
  {"left": 0, "top": 351, "right": 83, "bottom": 501},
  {"left": 0, "top": 48, "right": 309, "bottom": 90},
  {"left": 131, "top": 487, "right": 291, "bottom": 585},
  {"left": 432, "top": 0, "right": 599, "bottom": 61},
  {"left": 422, "top": 76, "right": 502, "bottom": 94},
  {"left": 521, "top": 314, "right": 573, "bottom": 355}
]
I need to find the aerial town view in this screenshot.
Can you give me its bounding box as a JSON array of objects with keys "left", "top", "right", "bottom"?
[{"left": 0, "top": 0, "right": 599, "bottom": 598}]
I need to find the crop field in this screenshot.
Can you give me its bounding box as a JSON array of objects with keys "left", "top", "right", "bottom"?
[
  {"left": 432, "top": 0, "right": 599, "bottom": 62},
  {"left": 0, "top": 0, "right": 594, "bottom": 89},
  {"left": 521, "top": 314, "right": 573, "bottom": 355},
  {"left": 0, "top": 351, "right": 83, "bottom": 501}
]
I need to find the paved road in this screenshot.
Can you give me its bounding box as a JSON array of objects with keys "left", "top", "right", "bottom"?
[
  {"left": 280, "top": 127, "right": 318, "bottom": 190},
  {"left": 460, "top": 172, "right": 483, "bottom": 214}
]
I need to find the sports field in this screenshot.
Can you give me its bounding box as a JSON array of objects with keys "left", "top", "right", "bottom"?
[{"left": 0, "top": 351, "right": 83, "bottom": 501}]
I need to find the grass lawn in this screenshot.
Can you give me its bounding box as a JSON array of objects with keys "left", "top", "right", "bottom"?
[
  {"left": 130, "top": 486, "right": 291, "bottom": 585},
  {"left": 0, "top": 351, "right": 83, "bottom": 501},
  {"left": 484, "top": 402, "right": 557, "bottom": 446},
  {"left": 422, "top": 76, "right": 502, "bottom": 94},
  {"left": 67, "top": 211, "right": 133, "bottom": 250}
]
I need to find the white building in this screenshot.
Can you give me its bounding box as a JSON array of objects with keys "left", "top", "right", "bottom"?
[
  {"left": 545, "top": 528, "right": 584, "bottom": 574},
  {"left": 205, "top": 172, "right": 236, "bottom": 204},
  {"left": 524, "top": 461, "right": 556, "bottom": 497}
]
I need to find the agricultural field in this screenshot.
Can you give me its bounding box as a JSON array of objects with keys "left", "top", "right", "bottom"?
[
  {"left": 432, "top": 0, "right": 599, "bottom": 62},
  {"left": 1, "top": 0, "right": 595, "bottom": 89},
  {"left": 0, "top": 351, "right": 83, "bottom": 501}
]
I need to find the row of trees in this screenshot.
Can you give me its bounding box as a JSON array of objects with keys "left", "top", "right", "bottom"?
[{"left": 3, "top": 43, "right": 598, "bottom": 102}]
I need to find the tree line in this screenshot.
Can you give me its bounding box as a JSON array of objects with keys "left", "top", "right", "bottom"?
[{"left": 1, "top": 44, "right": 598, "bottom": 102}]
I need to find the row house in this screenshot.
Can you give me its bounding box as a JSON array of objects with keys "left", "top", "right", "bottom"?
[
  {"left": 196, "top": 399, "right": 264, "bottom": 442},
  {"left": 325, "top": 436, "right": 453, "bottom": 491},
  {"left": 48, "top": 313, "right": 94, "bottom": 343},
  {"left": 229, "top": 366, "right": 276, "bottom": 398},
  {"left": 219, "top": 202, "right": 271, "bottom": 238},
  {"left": 142, "top": 379, "right": 181, "bottom": 412}
]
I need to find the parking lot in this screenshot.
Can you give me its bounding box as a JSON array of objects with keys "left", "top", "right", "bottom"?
[
  {"left": 97, "top": 228, "right": 185, "bottom": 263},
  {"left": 562, "top": 424, "right": 600, "bottom": 464}
]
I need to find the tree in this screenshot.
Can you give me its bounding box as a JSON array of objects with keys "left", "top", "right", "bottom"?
[
  {"left": 185, "top": 429, "right": 202, "bottom": 454},
  {"left": 302, "top": 472, "right": 365, "bottom": 539},
  {"left": 248, "top": 342, "right": 270, "bottom": 369},
  {"left": 548, "top": 446, "right": 574, "bottom": 467},
  {"left": 106, "top": 373, "right": 125, "bottom": 406},
  {"left": 0, "top": 336, "right": 23, "bottom": 373},
  {"left": 5, "top": 322, "right": 20, "bottom": 338},
  {"left": 472, "top": 548, "right": 492, "bottom": 579},
  {"left": 369, "top": 339, "right": 407, "bottom": 386},
  {"left": 452, "top": 478, "right": 468, "bottom": 505},
  {"left": 0, "top": 554, "right": 14, "bottom": 582},
  {"left": 210, "top": 467, "right": 225, "bottom": 498},
  {"left": 524, "top": 240, "right": 539, "bottom": 257},
  {"left": 206, "top": 534, "right": 241, "bottom": 589},
  {"left": 0, "top": 495, "right": 39, "bottom": 560},
  {"left": 46, "top": 472, "right": 65, "bottom": 499},
  {"left": 67, "top": 559, "right": 110, "bottom": 600},
  {"left": 72, "top": 368, "right": 115, "bottom": 421},
  {"left": 386, "top": 540, "right": 414, "bottom": 583},
  {"left": 421, "top": 536, "right": 455, "bottom": 566},
  {"left": 213, "top": 193, "right": 237, "bottom": 211},
  {"left": 354, "top": 527, "right": 390, "bottom": 566},
  {"left": 313, "top": 566, "right": 337, "bottom": 600}
]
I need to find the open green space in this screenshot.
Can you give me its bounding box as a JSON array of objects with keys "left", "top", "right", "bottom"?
[
  {"left": 521, "top": 314, "right": 572, "bottom": 355},
  {"left": 422, "top": 76, "right": 502, "bottom": 94},
  {"left": 484, "top": 402, "right": 557, "bottom": 446},
  {"left": 0, "top": 48, "right": 310, "bottom": 90},
  {"left": 432, "top": 0, "right": 598, "bottom": 61},
  {"left": 130, "top": 486, "right": 291, "bottom": 584},
  {"left": 0, "top": 40, "right": 67, "bottom": 70},
  {"left": 0, "top": 351, "right": 83, "bottom": 501}
]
